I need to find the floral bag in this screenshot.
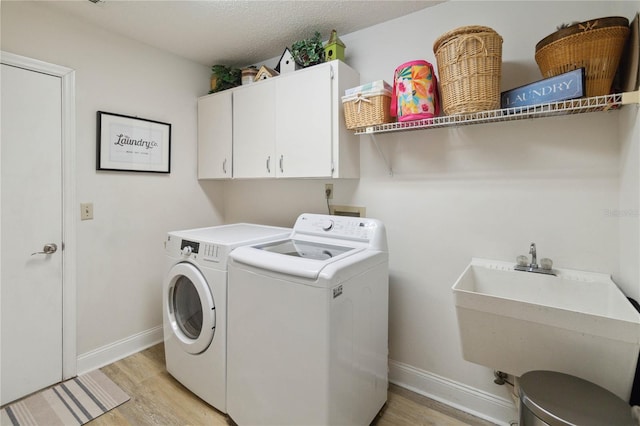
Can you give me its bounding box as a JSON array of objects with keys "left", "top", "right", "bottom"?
[{"left": 390, "top": 60, "right": 440, "bottom": 122}]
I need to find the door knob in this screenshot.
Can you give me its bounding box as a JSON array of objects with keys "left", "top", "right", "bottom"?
[{"left": 31, "top": 243, "right": 58, "bottom": 256}]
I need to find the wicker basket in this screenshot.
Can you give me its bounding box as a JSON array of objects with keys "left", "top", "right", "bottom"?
[
  {"left": 342, "top": 91, "right": 393, "bottom": 130},
  {"left": 433, "top": 26, "right": 503, "bottom": 115},
  {"left": 535, "top": 17, "right": 630, "bottom": 97}
]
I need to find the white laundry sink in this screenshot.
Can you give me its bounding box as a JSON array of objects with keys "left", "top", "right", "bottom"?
[{"left": 452, "top": 258, "right": 640, "bottom": 400}]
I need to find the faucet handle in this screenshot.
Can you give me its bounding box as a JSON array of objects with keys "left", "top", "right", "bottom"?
[
  {"left": 540, "top": 258, "right": 553, "bottom": 270},
  {"left": 516, "top": 255, "right": 529, "bottom": 266}
]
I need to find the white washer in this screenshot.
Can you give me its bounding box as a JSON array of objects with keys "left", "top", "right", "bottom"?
[
  {"left": 227, "top": 213, "right": 389, "bottom": 426},
  {"left": 163, "top": 223, "right": 290, "bottom": 413}
]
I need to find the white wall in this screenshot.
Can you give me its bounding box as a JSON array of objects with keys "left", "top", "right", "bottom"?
[
  {"left": 1, "top": 2, "right": 224, "bottom": 358},
  {"left": 225, "top": 1, "right": 639, "bottom": 422},
  {"left": 619, "top": 104, "right": 640, "bottom": 301},
  {"left": 1, "top": 0, "right": 638, "bottom": 423}
]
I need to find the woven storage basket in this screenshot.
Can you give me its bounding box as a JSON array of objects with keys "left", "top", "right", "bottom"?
[
  {"left": 535, "top": 17, "right": 630, "bottom": 97},
  {"left": 342, "top": 91, "right": 393, "bottom": 130},
  {"left": 433, "top": 26, "right": 503, "bottom": 115}
]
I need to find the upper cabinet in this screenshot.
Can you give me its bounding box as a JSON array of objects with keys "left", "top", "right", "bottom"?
[
  {"left": 233, "top": 79, "right": 277, "bottom": 178},
  {"left": 198, "top": 60, "right": 360, "bottom": 179},
  {"left": 274, "top": 64, "right": 333, "bottom": 178},
  {"left": 197, "top": 90, "right": 232, "bottom": 179}
]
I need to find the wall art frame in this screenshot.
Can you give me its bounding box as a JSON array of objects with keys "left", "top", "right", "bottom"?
[{"left": 96, "top": 111, "right": 171, "bottom": 173}]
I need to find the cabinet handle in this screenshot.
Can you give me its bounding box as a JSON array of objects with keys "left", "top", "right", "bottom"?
[
  {"left": 222, "top": 158, "right": 227, "bottom": 174},
  {"left": 266, "top": 156, "right": 271, "bottom": 173},
  {"left": 279, "top": 155, "right": 284, "bottom": 173}
]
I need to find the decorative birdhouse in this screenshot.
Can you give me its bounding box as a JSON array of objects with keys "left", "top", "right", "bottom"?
[
  {"left": 275, "top": 48, "right": 300, "bottom": 74},
  {"left": 324, "top": 29, "right": 345, "bottom": 62},
  {"left": 254, "top": 65, "right": 279, "bottom": 81}
]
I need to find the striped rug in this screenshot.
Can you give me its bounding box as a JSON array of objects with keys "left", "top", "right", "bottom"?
[{"left": 0, "top": 369, "right": 129, "bottom": 426}]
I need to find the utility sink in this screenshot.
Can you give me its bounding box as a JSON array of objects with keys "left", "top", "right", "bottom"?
[{"left": 452, "top": 258, "right": 640, "bottom": 400}]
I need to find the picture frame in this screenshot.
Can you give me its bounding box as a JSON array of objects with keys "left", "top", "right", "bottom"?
[{"left": 96, "top": 111, "right": 171, "bottom": 173}]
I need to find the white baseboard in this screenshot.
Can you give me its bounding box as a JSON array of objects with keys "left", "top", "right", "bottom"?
[
  {"left": 76, "top": 325, "right": 163, "bottom": 375},
  {"left": 389, "top": 359, "right": 518, "bottom": 426}
]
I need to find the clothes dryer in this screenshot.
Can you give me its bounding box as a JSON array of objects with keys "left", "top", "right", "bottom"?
[
  {"left": 227, "top": 213, "right": 389, "bottom": 425},
  {"left": 163, "top": 223, "right": 290, "bottom": 413}
]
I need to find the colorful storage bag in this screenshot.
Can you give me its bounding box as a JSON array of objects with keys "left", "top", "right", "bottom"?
[{"left": 390, "top": 60, "right": 440, "bottom": 122}]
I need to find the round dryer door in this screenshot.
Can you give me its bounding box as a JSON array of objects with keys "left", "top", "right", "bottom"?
[{"left": 165, "top": 262, "right": 216, "bottom": 354}]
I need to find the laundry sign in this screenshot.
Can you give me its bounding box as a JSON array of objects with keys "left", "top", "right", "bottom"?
[
  {"left": 501, "top": 68, "right": 585, "bottom": 109},
  {"left": 111, "top": 129, "right": 161, "bottom": 162},
  {"left": 97, "top": 111, "right": 171, "bottom": 173}
]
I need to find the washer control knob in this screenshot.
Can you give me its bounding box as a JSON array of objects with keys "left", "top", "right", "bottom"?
[
  {"left": 181, "top": 246, "right": 193, "bottom": 256},
  {"left": 321, "top": 220, "right": 334, "bottom": 231}
]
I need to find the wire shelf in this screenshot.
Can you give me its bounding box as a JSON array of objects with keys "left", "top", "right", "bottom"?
[{"left": 353, "top": 92, "right": 639, "bottom": 135}]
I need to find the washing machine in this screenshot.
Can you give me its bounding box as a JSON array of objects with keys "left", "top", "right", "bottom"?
[
  {"left": 163, "top": 223, "right": 290, "bottom": 413},
  {"left": 227, "top": 213, "right": 389, "bottom": 426}
]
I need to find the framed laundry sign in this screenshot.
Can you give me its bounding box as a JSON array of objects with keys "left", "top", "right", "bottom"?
[{"left": 97, "top": 111, "right": 171, "bottom": 173}]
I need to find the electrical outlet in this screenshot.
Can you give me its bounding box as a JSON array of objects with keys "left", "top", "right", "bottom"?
[
  {"left": 325, "top": 184, "right": 333, "bottom": 199},
  {"left": 329, "top": 205, "right": 366, "bottom": 217},
  {"left": 80, "top": 203, "right": 93, "bottom": 220}
]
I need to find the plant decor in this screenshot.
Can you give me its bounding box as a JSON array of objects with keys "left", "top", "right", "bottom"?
[
  {"left": 210, "top": 65, "right": 241, "bottom": 93},
  {"left": 291, "top": 31, "right": 326, "bottom": 68}
]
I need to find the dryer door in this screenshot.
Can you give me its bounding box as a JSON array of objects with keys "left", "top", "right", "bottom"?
[{"left": 165, "top": 262, "right": 216, "bottom": 354}]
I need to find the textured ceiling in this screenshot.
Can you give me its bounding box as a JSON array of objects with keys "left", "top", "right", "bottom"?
[{"left": 45, "top": 0, "right": 444, "bottom": 67}]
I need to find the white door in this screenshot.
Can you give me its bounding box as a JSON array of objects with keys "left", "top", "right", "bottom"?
[
  {"left": 233, "top": 80, "right": 276, "bottom": 178},
  {"left": 276, "top": 64, "right": 332, "bottom": 178},
  {"left": 0, "top": 63, "right": 63, "bottom": 405},
  {"left": 198, "top": 91, "right": 232, "bottom": 179}
]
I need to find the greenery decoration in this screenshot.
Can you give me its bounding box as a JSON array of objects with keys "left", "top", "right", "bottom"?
[
  {"left": 291, "top": 31, "right": 326, "bottom": 68},
  {"left": 557, "top": 21, "right": 579, "bottom": 30},
  {"left": 210, "top": 65, "right": 241, "bottom": 93}
]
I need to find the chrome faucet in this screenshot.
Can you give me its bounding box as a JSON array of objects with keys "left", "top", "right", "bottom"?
[
  {"left": 529, "top": 242, "right": 538, "bottom": 269},
  {"left": 515, "top": 242, "right": 555, "bottom": 275}
]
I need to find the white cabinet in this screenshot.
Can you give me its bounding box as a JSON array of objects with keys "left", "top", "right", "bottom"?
[
  {"left": 198, "top": 60, "right": 360, "bottom": 179},
  {"left": 197, "top": 90, "right": 232, "bottom": 179},
  {"left": 274, "top": 64, "right": 333, "bottom": 178},
  {"left": 233, "top": 79, "right": 276, "bottom": 178}
]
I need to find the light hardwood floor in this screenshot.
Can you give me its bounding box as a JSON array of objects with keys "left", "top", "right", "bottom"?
[{"left": 90, "top": 344, "right": 497, "bottom": 426}]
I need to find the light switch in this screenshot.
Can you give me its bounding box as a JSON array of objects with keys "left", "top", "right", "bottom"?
[{"left": 81, "top": 203, "right": 93, "bottom": 220}]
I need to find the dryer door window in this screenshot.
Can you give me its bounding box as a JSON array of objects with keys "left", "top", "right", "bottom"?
[
  {"left": 173, "top": 276, "right": 203, "bottom": 339},
  {"left": 165, "top": 262, "right": 216, "bottom": 355}
]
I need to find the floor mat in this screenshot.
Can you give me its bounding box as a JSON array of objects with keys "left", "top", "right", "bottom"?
[{"left": 1, "top": 369, "right": 129, "bottom": 426}]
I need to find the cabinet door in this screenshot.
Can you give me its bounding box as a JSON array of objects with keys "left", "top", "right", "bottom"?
[
  {"left": 233, "top": 80, "right": 276, "bottom": 178},
  {"left": 276, "top": 64, "right": 332, "bottom": 178},
  {"left": 198, "top": 91, "right": 232, "bottom": 179}
]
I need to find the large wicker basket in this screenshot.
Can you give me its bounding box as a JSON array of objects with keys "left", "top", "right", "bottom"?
[
  {"left": 535, "top": 17, "right": 630, "bottom": 97},
  {"left": 433, "top": 26, "right": 503, "bottom": 115}
]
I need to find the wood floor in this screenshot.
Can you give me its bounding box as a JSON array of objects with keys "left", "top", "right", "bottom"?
[{"left": 90, "top": 343, "right": 497, "bottom": 426}]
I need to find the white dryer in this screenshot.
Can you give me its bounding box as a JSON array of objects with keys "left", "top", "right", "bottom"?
[
  {"left": 227, "top": 213, "right": 389, "bottom": 426},
  {"left": 163, "top": 224, "right": 290, "bottom": 413}
]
